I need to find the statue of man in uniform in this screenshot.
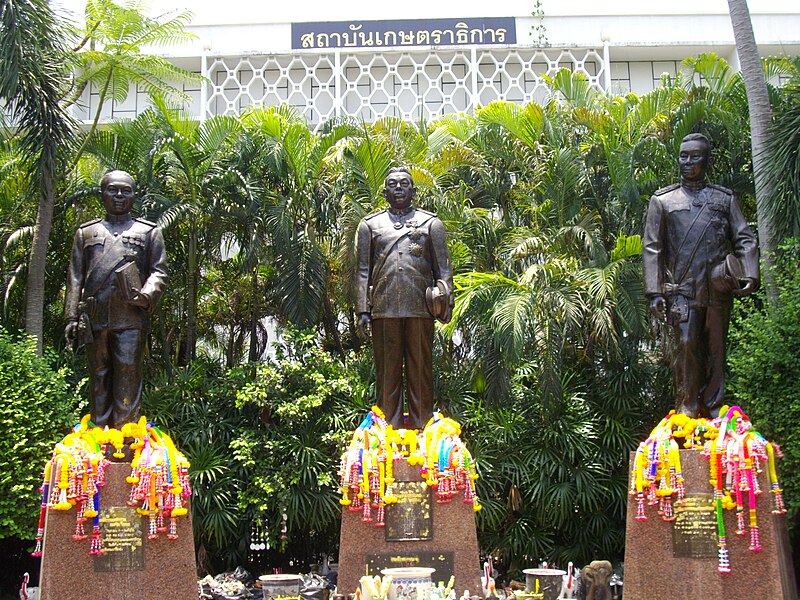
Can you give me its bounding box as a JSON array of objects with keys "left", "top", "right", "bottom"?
[
  {"left": 643, "top": 133, "right": 759, "bottom": 418},
  {"left": 355, "top": 167, "right": 454, "bottom": 430},
  {"left": 65, "top": 170, "right": 169, "bottom": 429}
]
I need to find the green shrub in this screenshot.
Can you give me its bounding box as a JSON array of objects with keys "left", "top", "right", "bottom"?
[
  {"left": 0, "top": 328, "right": 80, "bottom": 539},
  {"left": 231, "top": 329, "right": 371, "bottom": 565},
  {"left": 142, "top": 357, "right": 257, "bottom": 571},
  {"left": 728, "top": 240, "right": 800, "bottom": 526}
]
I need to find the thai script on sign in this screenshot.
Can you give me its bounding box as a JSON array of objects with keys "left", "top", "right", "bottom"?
[
  {"left": 96, "top": 506, "right": 145, "bottom": 572},
  {"left": 390, "top": 556, "right": 421, "bottom": 563},
  {"left": 291, "top": 17, "right": 516, "bottom": 50}
]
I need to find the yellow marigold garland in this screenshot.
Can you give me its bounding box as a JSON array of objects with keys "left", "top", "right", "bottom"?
[
  {"left": 630, "top": 406, "right": 786, "bottom": 574},
  {"left": 339, "top": 407, "right": 481, "bottom": 526},
  {"left": 630, "top": 411, "right": 701, "bottom": 522},
  {"left": 32, "top": 415, "right": 191, "bottom": 557}
]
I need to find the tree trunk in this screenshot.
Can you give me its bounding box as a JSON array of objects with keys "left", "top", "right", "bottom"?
[
  {"left": 181, "top": 224, "right": 198, "bottom": 364},
  {"left": 24, "top": 170, "right": 56, "bottom": 355},
  {"left": 322, "top": 291, "right": 345, "bottom": 360},
  {"left": 727, "top": 0, "right": 777, "bottom": 303},
  {"left": 348, "top": 309, "right": 360, "bottom": 352},
  {"left": 227, "top": 320, "right": 237, "bottom": 368},
  {"left": 70, "top": 69, "right": 113, "bottom": 170},
  {"left": 248, "top": 265, "right": 260, "bottom": 363},
  {"left": 156, "top": 306, "right": 174, "bottom": 378}
]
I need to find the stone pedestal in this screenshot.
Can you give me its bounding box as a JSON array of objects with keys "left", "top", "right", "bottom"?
[
  {"left": 338, "top": 461, "right": 481, "bottom": 597},
  {"left": 624, "top": 449, "right": 797, "bottom": 599},
  {"left": 38, "top": 462, "right": 197, "bottom": 600}
]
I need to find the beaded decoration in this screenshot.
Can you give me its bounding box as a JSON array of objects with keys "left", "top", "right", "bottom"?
[
  {"left": 32, "top": 415, "right": 191, "bottom": 556},
  {"left": 630, "top": 412, "right": 698, "bottom": 523},
  {"left": 124, "top": 419, "right": 192, "bottom": 541},
  {"left": 629, "top": 406, "right": 786, "bottom": 574},
  {"left": 703, "top": 406, "right": 786, "bottom": 573},
  {"left": 338, "top": 407, "right": 481, "bottom": 524},
  {"left": 31, "top": 416, "right": 109, "bottom": 557}
]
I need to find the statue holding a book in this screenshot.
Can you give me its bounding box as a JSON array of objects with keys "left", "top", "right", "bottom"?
[{"left": 65, "top": 170, "right": 169, "bottom": 429}]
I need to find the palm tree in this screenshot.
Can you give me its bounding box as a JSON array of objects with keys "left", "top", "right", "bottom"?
[
  {"left": 680, "top": 54, "right": 754, "bottom": 196},
  {"left": 430, "top": 74, "right": 660, "bottom": 565},
  {"left": 0, "top": 0, "right": 76, "bottom": 352},
  {"left": 145, "top": 100, "right": 244, "bottom": 364},
  {"left": 727, "top": 0, "right": 777, "bottom": 300},
  {"left": 209, "top": 130, "right": 276, "bottom": 363},
  {"left": 762, "top": 61, "right": 800, "bottom": 242},
  {"left": 0, "top": 138, "right": 34, "bottom": 328},
  {"left": 240, "top": 106, "right": 359, "bottom": 349},
  {"left": 66, "top": 0, "right": 202, "bottom": 165}
]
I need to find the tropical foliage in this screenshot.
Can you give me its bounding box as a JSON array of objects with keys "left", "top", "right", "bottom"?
[
  {"left": 1, "top": 0, "right": 800, "bottom": 580},
  {"left": 728, "top": 239, "right": 800, "bottom": 548},
  {"left": 0, "top": 0, "right": 76, "bottom": 351},
  {"left": 762, "top": 58, "right": 800, "bottom": 242}
]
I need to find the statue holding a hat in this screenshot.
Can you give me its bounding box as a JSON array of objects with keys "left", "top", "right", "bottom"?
[
  {"left": 643, "top": 133, "right": 759, "bottom": 419},
  {"left": 355, "top": 167, "right": 454, "bottom": 429}
]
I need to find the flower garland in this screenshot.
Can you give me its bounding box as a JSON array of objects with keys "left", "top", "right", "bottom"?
[
  {"left": 629, "top": 407, "right": 786, "bottom": 574},
  {"left": 32, "top": 416, "right": 109, "bottom": 556},
  {"left": 125, "top": 420, "right": 192, "bottom": 540},
  {"left": 703, "top": 406, "right": 785, "bottom": 573},
  {"left": 630, "top": 412, "right": 700, "bottom": 522},
  {"left": 32, "top": 415, "right": 191, "bottom": 556},
  {"left": 339, "top": 407, "right": 481, "bottom": 525}
]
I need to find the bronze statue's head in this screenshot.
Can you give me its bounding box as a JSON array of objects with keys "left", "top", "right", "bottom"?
[
  {"left": 383, "top": 166, "right": 416, "bottom": 210},
  {"left": 679, "top": 133, "right": 710, "bottom": 183},
  {"left": 100, "top": 170, "right": 136, "bottom": 216}
]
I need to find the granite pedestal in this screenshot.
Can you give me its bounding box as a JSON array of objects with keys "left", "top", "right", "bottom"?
[
  {"left": 38, "top": 462, "right": 197, "bottom": 600},
  {"left": 338, "top": 460, "right": 481, "bottom": 597},
  {"left": 624, "top": 449, "right": 796, "bottom": 599}
]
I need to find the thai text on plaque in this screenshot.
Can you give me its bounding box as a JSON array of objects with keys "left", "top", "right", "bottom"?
[
  {"left": 672, "top": 493, "right": 717, "bottom": 558},
  {"left": 95, "top": 505, "right": 145, "bottom": 572},
  {"left": 366, "top": 552, "right": 454, "bottom": 581},
  {"left": 385, "top": 481, "right": 432, "bottom": 541}
]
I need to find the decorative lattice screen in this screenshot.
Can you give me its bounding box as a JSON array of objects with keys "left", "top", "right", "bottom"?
[
  {"left": 74, "top": 47, "right": 605, "bottom": 126},
  {"left": 206, "top": 47, "right": 604, "bottom": 126}
]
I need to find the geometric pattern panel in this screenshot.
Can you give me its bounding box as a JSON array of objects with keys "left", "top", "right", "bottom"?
[
  {"left": 207, "top": 47, "right": 605, "bottom": 128},
  {"left": 475, "top": 48, "right": 604, "bottom": 106},
  {"left": 68, "top": 48, "right": 606, "bottom": 127},
  {"left": 339, "top": 49, "right": 473, "bottom": 122},
  {"left": 208, "top": 54, "right": 337, "bottom": 124}
]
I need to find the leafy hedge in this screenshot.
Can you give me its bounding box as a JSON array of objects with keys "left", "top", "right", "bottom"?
[
  {"left": 0, "top": 328, "right": 80, "bottom": 539},
  {"left": 728, "top": 240, "right": 800, "bottom": 528}
]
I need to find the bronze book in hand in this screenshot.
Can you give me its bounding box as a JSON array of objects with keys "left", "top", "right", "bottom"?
[{"left": 115, "top": 261, "right": 142, "bottom": 300}]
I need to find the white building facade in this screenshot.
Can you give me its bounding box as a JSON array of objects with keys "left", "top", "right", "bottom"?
[{"left": 71, "top": 0, "right": 800, "bottom": 127}]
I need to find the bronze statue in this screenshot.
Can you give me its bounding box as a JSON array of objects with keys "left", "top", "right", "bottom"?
[
  {"left": 355, "top": 167, "right": 454, "bottom": 429},
  {"left": 65, "top": 170, "right": 168, "bottom": 429},
  {"left": 643, "top": 133, "right": 759, "bottom": 418}
]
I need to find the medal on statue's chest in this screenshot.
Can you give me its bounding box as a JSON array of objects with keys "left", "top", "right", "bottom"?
[
  {"left": 408, "top": 242, "right": 423, "bottom": 257},
  {"left": 407, "top": 222, "right": 424, "bottom": 256}
]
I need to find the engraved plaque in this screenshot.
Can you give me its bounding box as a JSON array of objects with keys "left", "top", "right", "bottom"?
[
  {"left": 672, "top": 493, "right": 718, "bottom": 558},
  {"left": 95, "top": 505, "right": 145, "bottom": 572},
  {"left": 385, "top": 481, "right": 432, "bottom": 541},
  {"left": 366, "top": 552, "right": 454, "bottom": 581}
]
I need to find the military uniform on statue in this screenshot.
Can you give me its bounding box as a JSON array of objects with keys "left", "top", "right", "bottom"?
[
  {"left": 65, "top": 170, "right": 168, "bottom": 429},
  {"left": 355, "top": 167, "right": 453, "bottom": 430},
  {"left": 38, "top": 171, "right": 195, "bottom": 600},
  {"left": 643, "top": 133, "right": 758, "bottom": 419},
  {"left": 625, "top": 135, "right": 797, "bottom": 599},
  {"left": 340, "top": 168, "right": 481, "bottom": 598}
]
